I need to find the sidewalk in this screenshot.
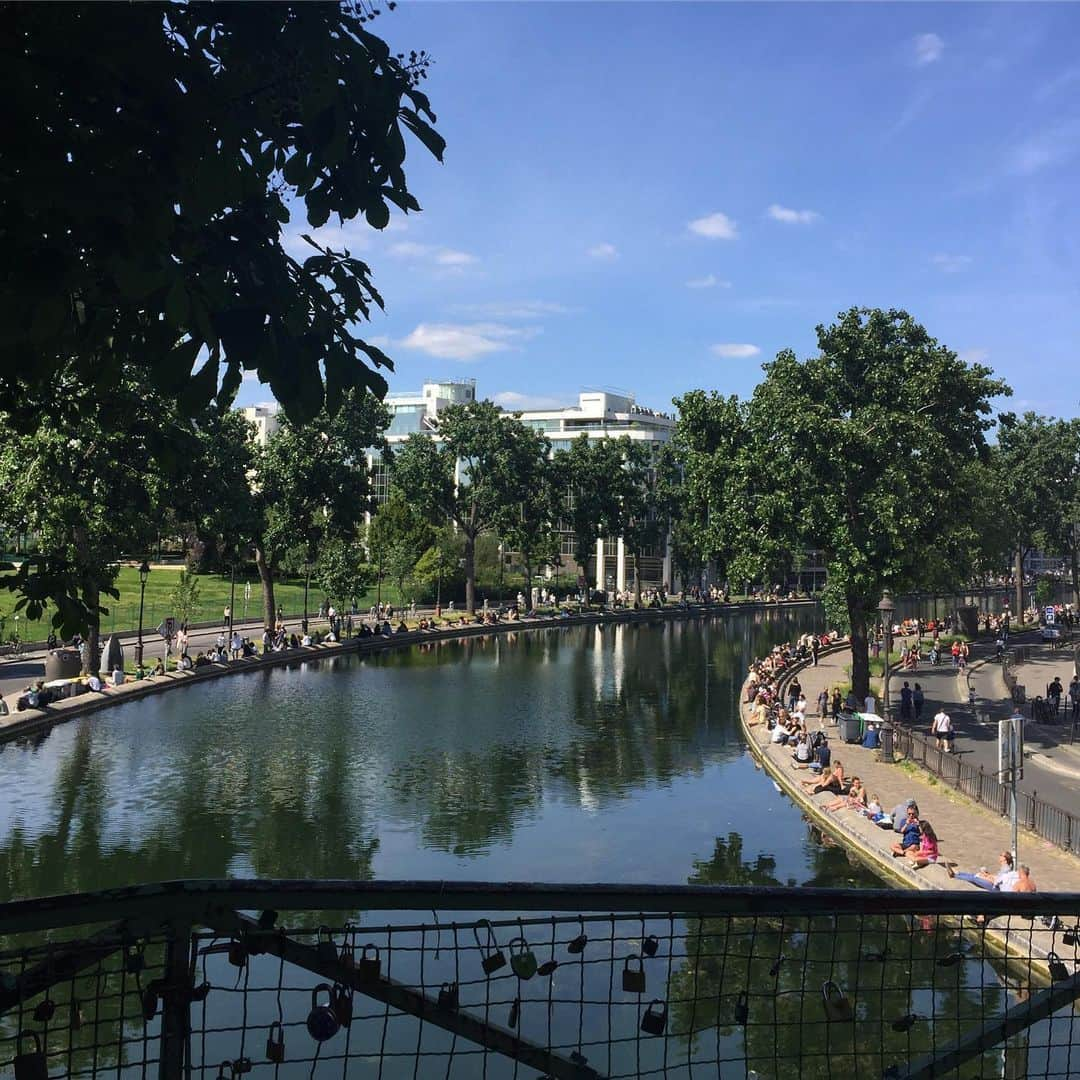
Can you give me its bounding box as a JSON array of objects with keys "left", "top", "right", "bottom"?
[{"left": 743, "top": 646, "right": 1080, "bottom": 973}]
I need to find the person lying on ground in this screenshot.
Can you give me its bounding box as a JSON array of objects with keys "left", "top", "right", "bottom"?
[
  {"left": 945, "top": 851, "right": 1018, "bottom": 890},
  {"left": 890, "top": 806, "right": 923, "bottom": 856},
  {"left": 801, "top": 762, "right": 845, "bottom": 794},
  {"left": 823, "top": 777, "right": 865, "bottom": 812}
]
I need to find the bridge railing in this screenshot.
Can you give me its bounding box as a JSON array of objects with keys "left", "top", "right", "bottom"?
[{"left": 1, "top": 880, "right": 1078, "bottom": 1080}]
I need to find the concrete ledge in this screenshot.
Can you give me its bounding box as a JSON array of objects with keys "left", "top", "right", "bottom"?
[
  {"left": 740, "top": 650, "right": 1073, "bottom": 982},
  {"left": 0, "top": 598, "right": 815, "bottom": 745}
]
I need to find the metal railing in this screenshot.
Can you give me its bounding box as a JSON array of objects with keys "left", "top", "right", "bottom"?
[
  {"left": 891, "top": 724, "right": 1080, "bottom": 855},
  {"left": 1, "top": 880, "right": 1079, "bottom": 1079}
]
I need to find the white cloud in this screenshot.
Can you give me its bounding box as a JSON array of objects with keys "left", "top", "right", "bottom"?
[
  {"left": 1006, "top": 121, "right": 1080, "bottom": 176},
  {"left": 493, "top": 391, "right": 572, "bottom": 411},
  {"left": 399, "top": 322, "right": 538, "bottom": 362},
  {"left": 688, "top": 212, "right": 737, "bottom": 240},
  {"left": 587, "top": 242, "right": 619, "bottom": 259},
  {"left": 282, "top": 219, "right": 372, "bottom": 257},
  {"left": 914, "top": 33, "right": 944, "bottom": 66},
  {"left": 931, "top": 253, "right": 973, "bottom": 273},
  {"left": 710, "top": 343, "right": 761, "bottom": 359},
  {"left": 685, "top": 274, "right": 731, "bottom": 289},
  {"left": 450, "top": 300, "right": 577, "bottom": 319},
  {"left": 767, "top": 204, "right": 820, "bottom": 225},
  {"left": 389, "top": 241, "right": 477, "bottom": 267},
  {"left": 958, "top": 348, "right": 989, "bottom": 364}
]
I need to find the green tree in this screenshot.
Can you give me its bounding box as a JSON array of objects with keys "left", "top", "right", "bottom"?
[
  {"left": 315, "top": 535, "right": 375, "bottom": 609},
  {"left": 251, "top": 390, "right": 388, "bottom": 627},
  {"left": 620, "top": 440, "right": 669, "bottom": 605},
  {"left": 390, "top": 402, "right": 546, "bottom": 614},
  {"left": 366, "top": 493, "right": 432, "bottom": 606},
  {"left": 0, "top": 375, "right": 197, "bottom": 670},
  {"left": 744, "top": 307, "right": 1008, "bottom": 699},
  {"left": 168, "top": 571, "right": 203, "bottom": 626},
  {"left": 3, "top": 2, "right": 444, "bottom": 428},
  {"left": 412, "top": 527, "right": 464, "bottom": 607},
  {"left": 988, "top": 413, "right": 1080, "bottom": 616},
  {"left": 554, "top": 436, "right": 631, "bottom": 604}
]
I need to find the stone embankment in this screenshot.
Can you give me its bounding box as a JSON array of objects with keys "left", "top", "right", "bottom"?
[{"left": 740, "top": 643, "right": 1080, "bottom": 982}]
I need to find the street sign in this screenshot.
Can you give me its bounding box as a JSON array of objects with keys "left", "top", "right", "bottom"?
[
  {"left": 997, "top": 715, "right": 1024, "bottom": 782},
  {"left": 1045, "top": 606, "right": 1055, "bottom": 625}
]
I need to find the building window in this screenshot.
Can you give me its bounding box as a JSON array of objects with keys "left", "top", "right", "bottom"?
[
  {"left": 370, "top": 463, "right": 390, "bottom": 504},
  {"left": 603, "top": 537, "right": 618, "bottom": 558}
]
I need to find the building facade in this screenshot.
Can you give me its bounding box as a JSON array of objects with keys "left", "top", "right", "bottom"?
[
  {"left": 239, "top": 405, "right": 281, "bottom": 447},
  {"left": 371, "top": 381, "right": 676, "bottom": 595}
]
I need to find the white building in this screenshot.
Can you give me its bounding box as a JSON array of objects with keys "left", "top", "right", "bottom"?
[
  {"left": 371, "top": 381, "right": 676, "bottom": 594},
  {"left": 240, "top": 405, "right": 281, "bottom": 446}
]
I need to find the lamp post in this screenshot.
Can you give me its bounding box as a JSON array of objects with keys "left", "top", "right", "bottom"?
[
  {"left": 136, "top": 560, "right": 151, "bottom": 667},
  {"left": 878, "top": 590, "right": 895, "bottom": 762},
  {"left": 228, "top": 560, "right": 236, "bottom": 634},
  {"left": 302, "top": 559, "right": 311, "bottom": 633}
]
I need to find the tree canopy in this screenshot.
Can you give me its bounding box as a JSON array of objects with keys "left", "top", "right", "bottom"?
[
  {"left": 2, "top": 2, "right": 443, "bottom": 427},
  {"left": 742, "top": 307, "right": 1009, "bottom": 697}
]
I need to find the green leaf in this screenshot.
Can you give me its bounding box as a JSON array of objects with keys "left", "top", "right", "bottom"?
[
  {"left": 165, "top": 277, "right": 190, "bottom": 327},
  {"left": 365, "top": 195, "right": 390, "bottom": 230},
  {"left": 400, "top": 109, "right": 446, "bottom": 163}
]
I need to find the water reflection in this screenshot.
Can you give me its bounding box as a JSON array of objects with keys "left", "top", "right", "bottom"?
[{"left": 1, "top": 610, "right": 831, "bottom": 900}]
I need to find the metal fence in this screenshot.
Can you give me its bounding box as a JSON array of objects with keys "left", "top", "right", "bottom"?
[
  {"left": 890, "top": 724, "right": 1080, "bottom": 856},
  {"left": 1, "top": 880, "right": 1079, "bottom": 1079}
]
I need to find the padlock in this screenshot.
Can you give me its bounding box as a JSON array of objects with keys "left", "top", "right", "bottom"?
[
  {"left": 508, "top": 995, "right": 520, "bottom": 1028},
  {"left": 306, "top": 983, "right": 341, "bottom": 1042},
  {"left": 190, "top": 981, "right": 211, "bottom": 1003},
  {"left": 1048, "top": 952, "right": 1070, "bottom": 981},
  {"left": 1063, "top": 927, "right": 1079, "bottom": 947},
  {"left": 891, "top": 1013, "right": 921, "bottom": 1033},
  {"left": 734, "top": 991, "right": 749, "bottom": 1026},
  {"left": 332, "top": 983, "right": 354, "bottom": 1027},
  {"left": 474, "top": 921, "right": 506, "bottom": 976},
  {"left": 509, "top": 937, "right": 537, "bottom": 980},
  {"left": 227, "top": 938, "right": 247, "bottom": 969},
  {"left": 936, "top": 952, "right": 964, "bottom": 968},
  {"left": 231, "top": 1058, "right": 253, "bottom": 1076},
  {"left": 622, "top": 955, "right": 645, "bottom": 994},
  {"left": 13, "top": 1032, "right": 48, "bottom": 1080},
  {"left": 537, "top": 958, "right": 559, "bottom": 977},
  {"left": 265, "top": 1020, "right": 285, "bottom": 1063},
  {"left": 316, "top": 926, "right": 336, "bottom": 964},
  {"left": 641, "top": 999, "right": 667, "bottom": 1036},
  {"left": 70, "top": 998, "right": 85, "bottom": 1030},
  {"left": 32, "top": 995, "right": 56, "bottom": 1023},
  {"left": 125, "top": 942, "right": 146, "bottom": 974},
  {"left": 567, "top": 933, "right": 588, "bottom": 955},
  {"left": 437, "top": 982, "right": 459, "bottom": 1010},
  {"left": 822, "top": 980, "right": 853, "bottom": 1022},
  {"left": 339, "top": 940, "right": 356, "bottom": 970},
  {"left": 642, "top": 934, "right": 659, "bottom": 958},
  {"left": 214, "top": 1063, "right": 229, "bottom": 1080},
  {"left": 357, "top": 944, "right": 381, "bottom": 981},
  {"left": 142, "top": 984, "right": 159, "bottom": 1022}
]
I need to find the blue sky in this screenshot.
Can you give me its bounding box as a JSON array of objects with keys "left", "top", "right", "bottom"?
[{"left": 245, "top": 2, "right": 1080, "bottom": 418}]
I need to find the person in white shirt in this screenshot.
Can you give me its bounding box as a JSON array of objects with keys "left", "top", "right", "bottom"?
[
  {"left": 931, "top": 709, "right": 953, "bottom": 751},
  {"left": 87, "top": 674, "right": 105, "bottom": 692},
  {"left": 112, "top": 667, "right": 125, "bottom": 686}
]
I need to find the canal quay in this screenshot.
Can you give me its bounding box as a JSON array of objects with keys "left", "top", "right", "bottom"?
[{"left": 1, "top": 606, "right": 1078, "bottom": 1078}]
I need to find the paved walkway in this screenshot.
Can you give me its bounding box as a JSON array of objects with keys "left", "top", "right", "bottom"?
[{"left": 744, "top": 646, "right": 1080, "bottom": 973}]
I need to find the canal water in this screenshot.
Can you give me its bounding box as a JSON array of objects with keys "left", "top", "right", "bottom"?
[
  {"left": 1, "top": 610, "right": 1064, "bottom": 1077},
  {"left": 0, "top": 608, "right": 879, "bottom": 899}
]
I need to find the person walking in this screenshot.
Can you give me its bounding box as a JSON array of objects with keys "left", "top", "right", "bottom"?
[
  {"left": 912, "top": 683, "right": 925, "bottom": 721},
  {"left": 931, "top": 708, "right": 953, "bottom": 752},
  {"left": 811, "top": 637, "right": 820, "bottom": 666},
  {"left": 900, "top": 681, "right": 913, "bottom": 721},
  {"left": 223, "top": 604, "right": 232, "bottom": 630},
  {"left": 1070, "top": 675, "right": 1080, "bottom": 720},
  {"left": 817, "top": 687, "right": 830, "bottom": 719}
]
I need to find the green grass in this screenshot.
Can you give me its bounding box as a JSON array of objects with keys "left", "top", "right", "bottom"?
[{"left": 0, "top": 565, "right": 416, "bottom": 640}]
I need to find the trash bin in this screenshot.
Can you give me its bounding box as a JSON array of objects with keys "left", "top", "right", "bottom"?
[{"left": 838, "top": 715, "right": 862, "bottom": 743}]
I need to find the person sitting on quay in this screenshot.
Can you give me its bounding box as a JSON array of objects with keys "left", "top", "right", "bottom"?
[
  {"left": 193, "top": 652, "right": 211, "bottom": 669},
  {"left": 382, "top": 620, "right": 392, "bottom": 635},
  {"left": 791, "top": 732, "right": 813, "bottom": 765},
  {"left": 135, "top": 661, "right": 147, "bottom": 680},
  {"left": 801, "top": 761, "right": 845, "bottom": 795},
  {"left": 890, "top": 805, "right": 923, "bottom": 857},
  {"left": 823, "top": 776, "right": 866, "bottom": 813},
  {"left": 890, "top": 798, "right": 918, "bottom": 833},
  {"left": 397, "top": 620, "right": 409, "bottom": 633},
  {"left": 151, "top": 657, "right": 165, "bottom": 676},
  {"left": 946, "top": 850, "right": 1018, "bottom": 890},
  {"left": 112, "top": 666, "right": 125, "bottom": 686},
  {"left": 301, "top": 631, "right": 313, "bottom": 646},
  {"left": 86, "top": 673, "right": 106, "bottom": 692},
  {"left": 809, "top": 733, "right": 831, "bottom": 773},
  {"left": 861, "top": 792, "right": 888, "bottom": 824}
]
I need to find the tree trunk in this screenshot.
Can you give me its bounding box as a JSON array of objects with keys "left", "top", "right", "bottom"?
[
  {"left": 633, "top": 551, "right": 642, "bottom": 606},
  {"left": 848, "top": 597, "right": 870, "bottom": 701},
  {"left": 464, "top": 532, "right": 476, "bottom": 615},
  {"left": 1071, "top": 547, "right": 1079, "bottom": 611},
  {"left": 1014, "top": 547, "right": 1024, "bottom": 621},
  {"left": 523, "top": 556, "right": 533, "bottom": 609},
  {"left": 255, "top": 545, "right": 276, "bottom": 630}
]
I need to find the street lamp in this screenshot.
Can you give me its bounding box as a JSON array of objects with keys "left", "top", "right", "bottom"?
[
  {"left": 877, "top": 588, "right": 895, "bottom": 720},
  {"left": 302, "top": 559, "right": 311, "bottom": 633},
  {"left": 136, "top": 560, "right": 151, "bottom": 666}
]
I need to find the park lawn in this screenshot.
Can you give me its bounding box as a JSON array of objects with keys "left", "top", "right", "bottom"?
[{"left": 0, "top": 565, "right": 413, "bottom": 641}]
